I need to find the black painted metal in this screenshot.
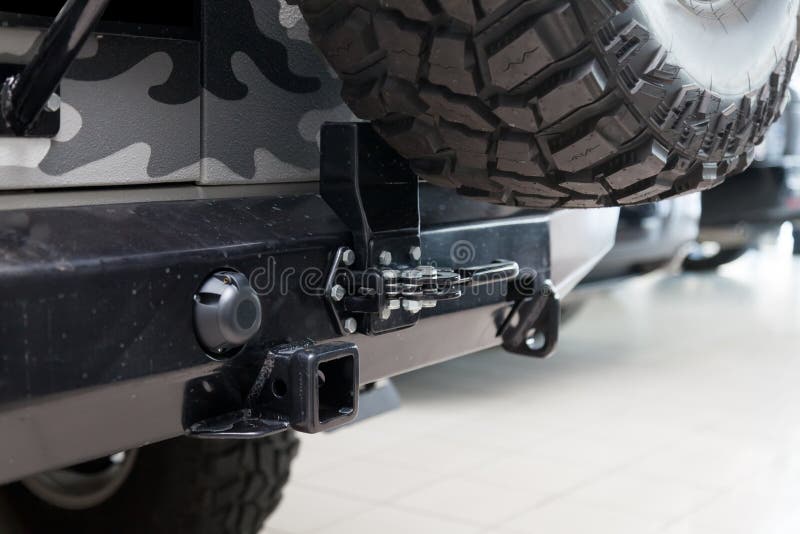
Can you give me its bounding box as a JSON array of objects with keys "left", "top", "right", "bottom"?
[
  {"left": 320, "top": 123, "right": 526, "bottom": 337},
  {"left": 0, "top": 186, "right": 551, "bottom": 481},
  {"left": 0, "top": 64, "right": 60, "bottom": 137},
  {"left": 320, "top": 123, "right": 423, "bottom": 335},
  {"left": 499, "top": 281, "right": 560, "bottom": 358},
  {"left": 1, "top": 0, "right": 109, "bottom": 135},
  {"left": 320, "top": 123, "right": 420, "bottom": 270},
  {"left": 188, "top": 341, "right": 359, "bottom": 438}
]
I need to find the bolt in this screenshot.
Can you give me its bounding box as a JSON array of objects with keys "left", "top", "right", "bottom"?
[
  {"left": 380, "top": 307, "right": 392, "bottom": 320},
  {"left": 400, "top": 269, "right": 422, "bottom": 281},
  {"left": 378, "top": 250, "right": 392, "bottom": 266},
  {"left": 417, "top": 265, "right": 437, "bottom": 278},
  {"left": 343, "top": 317, "right": 357, "bottom": 334},
  {"left": 382, "top": 269, "right": 398, "bottom": 280},
  {"left": 44, "top": 93, "right": 60, "bottom": 112},
  {"left": 409, "top": 246, "right": 422, "bottom": 261},
  {"left": 387, "top": 299, "right": 401, "bottom": 310},
  {"left": 420, "top": 299, "right": 437, "bottom": 309},
  {"left": 329, "top": 284, "right": 345, "bottom": 302},
  {"left": 341, "top": 248, "right": 355, "bottom": 266},
  {"left": 402, "top": 300, "right": 422, "bottom": 314}
]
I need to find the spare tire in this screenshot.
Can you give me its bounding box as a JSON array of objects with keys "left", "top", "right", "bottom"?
[{"left": 294, "top": 0, "right": 800, "bottom": 208}]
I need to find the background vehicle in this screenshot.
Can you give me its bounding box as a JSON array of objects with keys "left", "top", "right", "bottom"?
[
  {"left": 686, "top": 90, "right": 800, "bottom": 270},
  {"left": 584, "top": 195, "right": 700, "bottom": 283},
  {"left": 561, "top": 194, "right": 700, "bottom": 322}
]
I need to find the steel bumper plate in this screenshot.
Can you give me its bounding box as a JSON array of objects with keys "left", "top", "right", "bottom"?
[{"left": 0, "top": 187, "right": 618, "bottom": 483}]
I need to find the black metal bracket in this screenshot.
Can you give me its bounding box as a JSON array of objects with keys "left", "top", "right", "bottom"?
[
  {"left": 1, "top": 0, "right": 109, "bottom": 136},
  {"left": 0, "top": 65, "right": 60, "bottom": 137},
  {"left": 320, "top": 122, "right": 422, "bottom": 334},
  {"left": 499, "top": 280, "right": 560, "bottom": 358},
  {"left": 188, "top": 341, "right": 359, "bottom": 438},
  {"left": 320, "top": 122, "right": 520, "bottom": 336}
]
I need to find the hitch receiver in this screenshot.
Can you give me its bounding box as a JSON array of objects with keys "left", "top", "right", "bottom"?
[
  {"left": 187, "top": 341, "right": 359, "bottom": 438},
  {"left": 269, "top": 342, "right": 359, "bottom": 434}
]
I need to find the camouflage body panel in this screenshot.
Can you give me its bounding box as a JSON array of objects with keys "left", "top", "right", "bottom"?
[{"left": 0, "top": 0, "right": 351, "bottom": 190}]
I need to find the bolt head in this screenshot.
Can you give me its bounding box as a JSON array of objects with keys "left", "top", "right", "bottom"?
[
  {"left": 380, "top": 307, "right": 392, "bottom": 320},
  {"left": 330, "top": 284, "right": 345, "bottom": 302},
  {"left": 417, "top": 265, "right": 437, "bottom": 278},
  {"left": 387, "top": 299, "right": 401, "bottom": 310},
  {"left": 400, "top": 269, "right": 422, "bottom": 281},
  {"left": 341, "top": 249, "right": 355, "bottom": 266},
  {"left": 343, "top": 317, "right": 357, "bottom": 334},
  {"left": 409, "top": 246, "right": 422, "bottom": 261},
  {"left": 378, "top": 250, "right": 392, "bottom": 266},
  {"left": 420, "top": 299, "right": 437, "bottom": 309},
  {"left": 44, "top": 93, "right": 61, "bottom": 112},
  {"left": 402, "top": 300, "right": 422, "bottom": 314}
]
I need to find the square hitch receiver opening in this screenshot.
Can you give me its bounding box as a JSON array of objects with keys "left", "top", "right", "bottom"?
[
  {"left": 283, "top": 341, "right": 359, "bottom": 434},
  {"left": 317, "top": 355, "right": 356, "bottom": 425},
  {"left": 184, "top": 342, "right": 359, "bottom": 439}
]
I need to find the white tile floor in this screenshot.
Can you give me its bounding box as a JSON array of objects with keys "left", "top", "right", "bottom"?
[{"left": 264, "top": 240, "right": 800, "bottom": 534}]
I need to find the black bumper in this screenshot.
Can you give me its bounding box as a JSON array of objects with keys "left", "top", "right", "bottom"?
[{"left": 0, "top": 184, "right": 619, "bottom": 483}]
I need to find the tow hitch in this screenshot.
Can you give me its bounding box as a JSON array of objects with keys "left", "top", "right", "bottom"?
[{"left": 189, "top": 341, "right": 359, "bottom": 438}]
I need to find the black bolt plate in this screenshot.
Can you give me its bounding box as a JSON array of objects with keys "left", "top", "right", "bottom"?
[{"left": 320, "top": 122, "right": 423, "bottom": 335}]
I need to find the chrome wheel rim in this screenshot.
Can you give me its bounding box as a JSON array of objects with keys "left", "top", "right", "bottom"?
[{"left": 21, "top": 450, "right": 138, "bottom": 510}]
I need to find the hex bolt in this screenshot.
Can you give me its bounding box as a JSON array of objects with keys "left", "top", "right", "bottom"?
[
  {"left": 402, "top": 300, "right": 422, "bottom": 314},
  {"left": 409, "top": 246, "right": 422, "bottom": 261},
  {"left": 380, "top": 306, "right": 392, "bottom": 320},
  {"left": 378, "top": 250, "right": 392, "bottom": 266},
  {"left": 420, "top": 299, "right": 437, "bottom": 309},
  {"left": 418, "top": 265, "right": 437, "bottom": 279},
  {"left": 382, "top": 269, "right": 398, "bottom": 280},
  {"left": 400, "top": 269, "right": 422, "bottom": 281},
  {"left": 387, "top": 299, "right": 401, "bottom": 310},
  {"left": 44, "top": 93, "right": 61, "bottom": 112},
  {"left": 343, "top": 317, "right": 357, "bottom": 334},
  {"left": 329, "top": 284, "right": 345, "bottom": 302},
  {"left": 341, "top": 248, "right": 355, "bottom": 266}
]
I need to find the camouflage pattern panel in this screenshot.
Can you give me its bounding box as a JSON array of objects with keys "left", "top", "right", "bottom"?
[
  {"left": 0, "top": 0, "right": 351, "bottom": 191},
  {"left": 200, "top": 0, "right": 354, "bottom": 184},
  {"left": 0, "top": 25, "right": 202, "bottom": 190}
]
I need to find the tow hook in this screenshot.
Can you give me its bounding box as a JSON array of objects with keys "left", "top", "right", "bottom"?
[
  {"left": 498, "top": 280, "right": 560, "bottom": 358},
  {"left": 187, "top": 341, "right": 359, "bottom": 438}
]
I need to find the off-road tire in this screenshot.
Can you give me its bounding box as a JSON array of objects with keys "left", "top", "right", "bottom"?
[
  {"left": 295, "top": 0, "right": 800, "bottom": 208},
  {"left": 0, "top": 433, "right": 299, "bottom": 534}
]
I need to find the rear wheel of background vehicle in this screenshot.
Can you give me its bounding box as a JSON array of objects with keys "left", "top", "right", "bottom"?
[
  {"left": 295, "top": 0, "right": 800, "bottom": 208},
  {"left": 683, "top": 245, "right": 748, "bottom": 271},
  {"left": 0, "top": 433, "right": 298, "bottom": 534}
]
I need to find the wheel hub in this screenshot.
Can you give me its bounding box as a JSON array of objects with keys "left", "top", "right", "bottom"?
[{"left": 21, "top": 450, "right": 138, "bottom": 510}]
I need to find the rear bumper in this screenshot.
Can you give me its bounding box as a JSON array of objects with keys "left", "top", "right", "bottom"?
[
  {"left": 0, "top": 185, "right": 618, "bottom": 483},
  {"left": 583, "top": 193, "right": 700, "bottom": 282}
]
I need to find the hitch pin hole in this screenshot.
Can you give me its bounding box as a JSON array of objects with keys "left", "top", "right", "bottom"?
[
  {"left": 525, "top": 328, "right": 546, "bottom": 351},
  {"left": 271, "top": 378, "right": 287, "bottom": 398}
]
